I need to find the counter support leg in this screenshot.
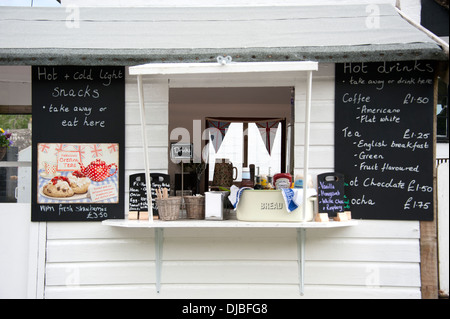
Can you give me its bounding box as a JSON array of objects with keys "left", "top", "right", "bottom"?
[
  {"left": 155, "top": 228, "right": 164, "bottom": 293},
  {"left": 297, "top": 228, "right": 306, "bottom": 296}
]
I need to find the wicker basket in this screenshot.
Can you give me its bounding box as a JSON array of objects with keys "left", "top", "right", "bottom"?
[
  {"left": 184, "top": 196, "right": 205, "bottom": 220},
  {"left": 156, "top": 197, "right": 182, "bottom": 221}
]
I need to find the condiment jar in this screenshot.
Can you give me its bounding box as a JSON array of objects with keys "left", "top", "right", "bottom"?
[{"left": 273, "top": 173, "right": 292, "bottom": 189}]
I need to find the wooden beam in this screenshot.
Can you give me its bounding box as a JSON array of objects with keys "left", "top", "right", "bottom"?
[
  {"left": 420, "top": 71, "right": 440, "bottom": 299},
  {"left": 0, "top": 105, "right": 31, "bottom": 114},
  {"left": 421, "top": 219, "right": 439, "bottom": 298}
]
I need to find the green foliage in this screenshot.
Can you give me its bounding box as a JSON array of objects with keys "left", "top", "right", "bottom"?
[{"left": 0, "top": 115, "right": 32, "bottom": 130}]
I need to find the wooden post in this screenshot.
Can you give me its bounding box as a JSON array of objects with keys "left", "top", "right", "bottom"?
[{"left": 420, "top": 70, "right": 440, "bottom": 298}]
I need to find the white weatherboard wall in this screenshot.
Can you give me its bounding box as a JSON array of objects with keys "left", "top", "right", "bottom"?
[
  {"left": 438, "top": 162, "right": 449, "bottom": 297},
  {"left": 42, "top": 64, "right": 422, "bottom": 299},
  {"left": 60, "top": 0, "right": 422, "bottom": 24}
]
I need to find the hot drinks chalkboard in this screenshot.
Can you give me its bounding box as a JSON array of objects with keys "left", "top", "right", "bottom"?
[
  {"left": 335, "top": 61, "right": 435, "bottom": 221},
  {"left": 32, "top": 66, "right": 125, "bottom": 221}
]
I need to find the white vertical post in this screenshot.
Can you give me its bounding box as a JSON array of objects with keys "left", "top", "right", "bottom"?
[
  {"left": 302, "top": 71, "right": 313, "bottom": 221},
  {"left": 137, "top": 74, "right": 154, "bottom": 222},
  {"left": 297, "top": 228, "right": 306, "bottom": 295}
]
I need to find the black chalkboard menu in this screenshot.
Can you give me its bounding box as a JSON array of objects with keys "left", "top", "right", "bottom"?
[
  {"left": 129, "top": 173, "right": 170, "bottom": 216},
  {"left": 129, "top": 173, "right": 148, "bottom": 212},
  {"left": 31, "top": 66, "right": 125, "bottom": 221},
  {"left": 335, "top": 61, "right": 435, "bottom": 221},
  {"left": 317, "top": 173, "right": 345, "bottom": 217}
]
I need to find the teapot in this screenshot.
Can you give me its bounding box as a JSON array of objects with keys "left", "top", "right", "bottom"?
[
  {"left": 79, "top": 159, "right": 118, "bottom": 182},
  {"left": 212, "top": 159, "right": 238, "bottom": 188}
]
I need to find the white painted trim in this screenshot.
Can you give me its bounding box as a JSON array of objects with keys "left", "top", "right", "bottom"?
[
  {"left": 102, "top": 219, "right": 358, "bottom": 228},
  {"left": 129, "top": 61, "right": 318, "bottom": 76},
  {"left": 438, "top": 163, "right": 449, "bottom": 297},
  {"left": 302, "top": 71, "right": 313, "bottom": 221},
  {"left": 27, "top": 221, "right": 47, "bottom": 299},
  {"left": 395, "top": 7, "right": 449, "bottom": 56},
  {"left": 136, "top": 74, "right": 154, "bottom": 221},
  {"left": 0, "top": 161, "right": 31, "bottom": 168}
]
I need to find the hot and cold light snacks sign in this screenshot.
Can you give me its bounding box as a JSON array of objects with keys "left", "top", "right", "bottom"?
[{"left": 32, "top": 66, "right": 125, "bottom": 221}]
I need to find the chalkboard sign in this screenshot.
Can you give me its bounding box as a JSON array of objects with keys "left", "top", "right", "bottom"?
[
  {"left": 129, "top": 173, "right": 170, "bottom": 216},
  {"left": 317, "top": 173, "right": 345, "bottom": 217},
  {"left": 32, "top": 66, "right": 125, "bottom": 221},
  {"left": 335, "top": 61, "right": 435, "bottom": 221},
  {"left": 129, "top": 173, "right": 148, "bottom": 212}
]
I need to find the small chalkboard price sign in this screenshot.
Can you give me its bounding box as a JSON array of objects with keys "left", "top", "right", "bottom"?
[
  {"left": 317, "top": 173, "right": 345, "bottom": 217},
  {"left": 129, "top": 173, "right": 170, "bottom": 216},
  {"left": 129, "top": 173, "right": 148, "bottom": 212},
  {"left": 335, "top": 61, "right": 435, "bottom": 221},
  {"left": 32, "top": 66, "right": 125, "bottom": 221}
]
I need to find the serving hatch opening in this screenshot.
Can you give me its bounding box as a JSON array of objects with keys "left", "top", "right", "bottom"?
[
  {"left": 129, "top": 61, "right": 318, "bottom": 222},
  {"left": 168, "top": 87, "right": 293, "bottom": 194}
]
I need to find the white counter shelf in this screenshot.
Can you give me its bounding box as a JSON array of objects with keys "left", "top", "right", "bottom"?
[
  {"left": 102, "top": 218, "right": 358, "bottom": 295},
  {"left": 102, "top": 218, "right": 357, "bottom": 229}
]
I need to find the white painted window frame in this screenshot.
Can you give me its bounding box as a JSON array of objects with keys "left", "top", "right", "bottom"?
[{"left": 129, "top": 61, "right": 318, "bottom": 222}]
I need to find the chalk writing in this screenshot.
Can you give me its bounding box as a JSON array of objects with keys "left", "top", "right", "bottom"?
[
  {"left": 335, "top": 61, "right": 435, "bottom": 221},
  {"left": 129, "top": 173, "right": 171, "bottom": 216},
  {"left": 317, "top": 173, "right": 346, "bottom": 217},
  {"left": 32, "top": 66, "right": 125, "bottom": 222},
  {"left": 33, "top": 66, "right": 124, "bottom": 129}
]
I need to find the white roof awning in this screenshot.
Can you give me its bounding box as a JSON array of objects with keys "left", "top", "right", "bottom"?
[{"left": 0, "top": 4, "right": 446, "bottom": 65}]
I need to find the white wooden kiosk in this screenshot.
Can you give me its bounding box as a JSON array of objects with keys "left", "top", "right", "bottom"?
[{"left": 103, "top": 60, "right": 357, "bottom": 295}]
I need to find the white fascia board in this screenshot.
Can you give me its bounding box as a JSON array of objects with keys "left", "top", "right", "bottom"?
[{"left": 129, "top": 61, "right": 318, "bottom": 76}]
